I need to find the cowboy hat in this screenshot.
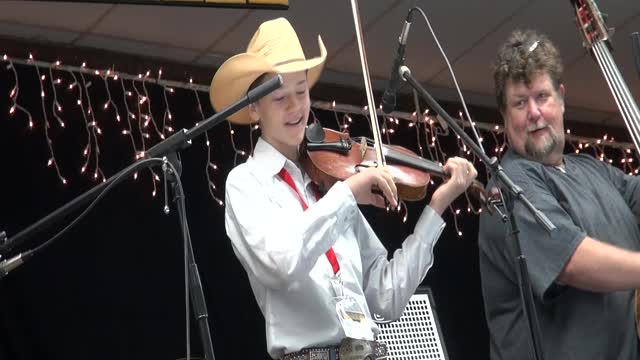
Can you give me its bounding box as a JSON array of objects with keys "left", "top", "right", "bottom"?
[{"left": 209, "top": 17, "right": 327, "bottom": 124}]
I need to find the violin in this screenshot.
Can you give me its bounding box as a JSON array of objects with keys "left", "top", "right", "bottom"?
[{"left": 300, "top": 123, "right": 489, "bottom": 208}]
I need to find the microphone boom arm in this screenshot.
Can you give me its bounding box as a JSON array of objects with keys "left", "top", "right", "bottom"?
[{"left": 398, "top": 65, "right": 554, "bottom": 230}]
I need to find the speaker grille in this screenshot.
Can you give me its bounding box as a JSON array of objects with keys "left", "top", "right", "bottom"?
[{"left": 375, "top": 289, "right": 448, "bottom": 360}]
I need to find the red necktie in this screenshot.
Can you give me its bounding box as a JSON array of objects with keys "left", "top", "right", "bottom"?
[{"left": 278, "top": 168, "right": 340, "bottom": 275}]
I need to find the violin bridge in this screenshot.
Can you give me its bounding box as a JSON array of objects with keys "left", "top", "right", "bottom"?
[{"left": 360, "top": 137, "right": 367, "bottom": 158}]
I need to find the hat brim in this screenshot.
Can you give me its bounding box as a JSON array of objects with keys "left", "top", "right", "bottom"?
[{"left": 210, "top": 35, "right": 326, "bottom": 125}]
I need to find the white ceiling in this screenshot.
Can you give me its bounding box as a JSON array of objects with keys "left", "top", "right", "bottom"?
[{"left": 1, "top": 0, "right": 640, "bottom": 128}]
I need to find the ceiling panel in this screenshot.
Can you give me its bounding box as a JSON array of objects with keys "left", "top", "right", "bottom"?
[
  {"left": 207, "top": 8, "right": 288, "bottom": 55},
  {"left": 0, "top": 0, "right": 637, "bottom": 128},
  {"left": 75, "top": 34, "right": 198, "bottom": 62},
  {"left": 430, "top": 0, "right": 582, "bottom": 95},
  {"left": 614, "top": 15, "right": 640, "bottom": 104},
  {"left": 0, "top": 21, "right": 80, "bottom": 44},
  {"left": 89, "top": 4, "right": 248, "bottom": 50},
  {"left": 193, "top": 52, "right": 230, "bottom": 67},
  {"left": 329, "top": 0, "right": 530, "bottom": 81},
  {"left": 313, "top": 0, "right": 409, "bottom": 78},
  {"left": 563, "top": 13, "right": 640, "bottom": 108},
  {"left": 426, "top": 0, "right": 640, "bottom": 127},
  {"left": 0, "top": 1, "right": 112, "bottom": 32},
  {"left": 286, "top": 0, "right": 396, "bottom": 70},
  {"left": 409, "top": 0, "right": 532, "bottom": 81}
]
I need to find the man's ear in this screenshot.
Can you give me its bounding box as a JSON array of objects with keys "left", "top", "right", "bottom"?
[
  {"left": 559, "top": 83, "right": 566, "bottom": 114},
  {"left": 500, "top": 108, "right": 508, "bottom": 126},
  {"left": 248, "top": 103, "right": 260, "bottom": 123},
  {"left": 501, "top": 111, "right": 512, "bottom": 144}
]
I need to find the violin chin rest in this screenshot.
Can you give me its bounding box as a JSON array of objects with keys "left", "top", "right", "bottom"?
[{"left": 305, "top": 123, "right": 326, "bottom": 143}]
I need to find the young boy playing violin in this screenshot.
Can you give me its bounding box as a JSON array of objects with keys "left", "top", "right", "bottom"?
[{"left": 209, "top": 17, "right": 478, "bottom": 360}]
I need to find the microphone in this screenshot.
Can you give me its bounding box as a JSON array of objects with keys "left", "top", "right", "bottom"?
[
  {"left": 0, "top": 251, "right": 32, "bottom": 280},
  {"left": 632, "top": 32, "right": 640, "bottom": 78},
  {"left": 381, "top": 9, "right": 415, "bottom": 114}
]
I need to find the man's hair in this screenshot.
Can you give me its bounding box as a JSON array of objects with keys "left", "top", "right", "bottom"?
[{"left": 493, "top": 30, "right": 564, "bottom": 111}]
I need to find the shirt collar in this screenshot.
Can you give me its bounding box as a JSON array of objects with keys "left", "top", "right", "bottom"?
[
  {"left": 249, "top": 138, "right": 315, "bottom": 190},
  {"left": 505, "top": 148, "right": 566, "bottom": 170},
  {"left": 249, "top": 137, "right": 291, "bottom": 178}
]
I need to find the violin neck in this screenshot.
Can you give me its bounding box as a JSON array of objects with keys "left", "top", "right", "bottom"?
[{"left": 382, "top": 147, "right": 447, "bottom": 178}]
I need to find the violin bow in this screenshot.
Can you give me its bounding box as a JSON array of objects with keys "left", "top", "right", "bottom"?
[{"left": 348, "top": 0, "right": 387, "bottom": 168}]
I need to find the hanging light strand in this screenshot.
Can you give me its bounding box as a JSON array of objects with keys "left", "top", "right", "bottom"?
[
  {"left": 5, "top": 56, "right": 34, "bottom": 127},
  {"left": 192, "top": 88, "right": 224, "bottom": 207},
  {"left": 32, "top": 56, "right": 67, "bottom": 185}
]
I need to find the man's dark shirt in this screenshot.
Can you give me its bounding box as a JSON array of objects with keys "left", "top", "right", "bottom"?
[{"left": 479, "top": 149, "right": 640, "bottom": 360}]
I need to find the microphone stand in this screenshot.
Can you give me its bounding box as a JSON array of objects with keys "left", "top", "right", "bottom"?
[
  {"left": 398, "top": 65, "right": 554, "bottom": 360},
  {"left": 0, "top": 75, "right": 284, "bottom": 360}
]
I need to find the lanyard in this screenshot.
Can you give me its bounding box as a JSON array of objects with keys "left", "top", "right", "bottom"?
[{"left": 277, "top": 167, "right": 340, "bottom": 275}]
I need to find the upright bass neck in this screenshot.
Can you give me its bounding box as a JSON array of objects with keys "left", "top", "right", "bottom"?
[{"left": 571, "top": 0, "right": 640, "bottom": 154}]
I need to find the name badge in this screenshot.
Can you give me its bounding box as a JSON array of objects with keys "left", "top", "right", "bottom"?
[{"left": 334, "top": 295, "right": 375, "bottom": 341}]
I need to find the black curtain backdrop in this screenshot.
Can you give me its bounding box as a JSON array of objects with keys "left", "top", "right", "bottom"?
[{"left": 0, "top": 60, "right": 502, "bottom": 360}]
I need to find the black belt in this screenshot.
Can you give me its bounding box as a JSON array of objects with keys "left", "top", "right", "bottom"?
[{"left": 282, "top": 339, "right": 387, "bottom": 360}]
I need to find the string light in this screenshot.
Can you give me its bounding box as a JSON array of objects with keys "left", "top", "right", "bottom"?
[
  {"left": 140, "top": 71, "right": 164, "bottom": 140},
  {"left": 101, "top": 68, "right": 121, "bottom": 124},
  {"left": 450, "top": 205, "right": 463, "bottom": 238},
  {"left": 48, "top": 65, "right": 65, "bottom": 128},
  {"left": 78, "top": 69, "right": 105, "bottom": 182},
  {"left": 126, "top": 86, "right": 160, "bottom": 197},
  {"left": 331, "top": 100, "right": 352, "bottom": 132},
  {"left": 119, "top": 77, "right": 139, "bottom": 157},
  {"left": 228, "top": 121, "right": 248, "bottom": 164},
  {"left": 131, "top": 78, "right": 148, "bottom": 144},
  {"left": 3, "top": 54, "right": 639, "bottom": 219},
  {"left": 5, "top": 56, "right": 34, "bottom": 128},
  {"left": 131, "top": 72, "right": 160, "bottom": 197},
  {"left": 162, "top": 84, "right": 174, "bottom": 136},
  {"left": 193, "top": 89, "right": 224, "bottom": 207},
  {"left": 33, "top": 58, "right": 67, "bottom": 184}
]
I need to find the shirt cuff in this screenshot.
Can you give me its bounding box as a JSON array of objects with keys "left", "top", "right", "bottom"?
[{"left": 415, "top": 206, "right": 446, "bottom": 246}]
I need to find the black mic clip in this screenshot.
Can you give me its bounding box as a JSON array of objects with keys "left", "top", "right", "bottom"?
[
  {"left": 381, "top": 8, "right": 416, "bottom": 114},
  {"left": 0, "top": 251, "right": 30, "bottom": 280}
]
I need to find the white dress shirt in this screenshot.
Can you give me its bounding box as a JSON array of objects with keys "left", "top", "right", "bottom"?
[{"left": 224, "top": 137, "right": 446, "bottom": 359}]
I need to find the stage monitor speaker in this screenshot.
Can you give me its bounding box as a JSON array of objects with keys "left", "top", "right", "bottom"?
[{"left": 374, "top": 287, "right": 449, "bottom": 360}]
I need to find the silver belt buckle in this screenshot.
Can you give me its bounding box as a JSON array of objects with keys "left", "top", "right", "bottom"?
[{"left": 338, "top": 338, "right": 374, "bottom": 360}]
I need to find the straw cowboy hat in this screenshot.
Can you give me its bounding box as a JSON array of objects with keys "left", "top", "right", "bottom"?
[{"left": 209, "top": 17, "right": 327, "bottom": 124}]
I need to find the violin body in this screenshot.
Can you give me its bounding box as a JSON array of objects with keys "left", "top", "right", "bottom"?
[{"left": 301, "top": 127, "right": 430, "bottom": 201}]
